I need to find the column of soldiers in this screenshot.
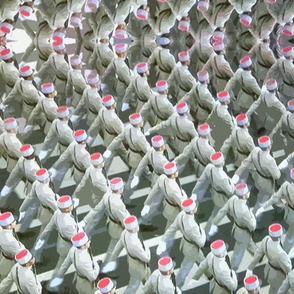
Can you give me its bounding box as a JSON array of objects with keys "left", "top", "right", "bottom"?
[{"left": 0, "top": 0, "right": 294, "bottom": 293}]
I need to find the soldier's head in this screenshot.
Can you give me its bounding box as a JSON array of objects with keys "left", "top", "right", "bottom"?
[
  {"left": 110, "top": 178, "right": 124, "bottom": 195},
  {"left": 258, "top": 136, "right": 271, "bottom": 152},
  {"left": 197, "top": 123, "right": 211, "bottom": 139},
  {"left": 0, "top": 48, "right": 14, "bottom": 63},
  {"left": 70, "top": 12, "right": 83, "bottom": 30},
  {"left": 212, "top": 41, "right": 225, "bottom": 55},
  {"left": 210, "top": 152, "right": 225, "bottom": 168},
  {"left": 265, "top": 78, "right": 278, "bottom": 94},
  {"left": 178, "top": 51, "right": 190, "bottom": 66},
  {"left": 19, "top": 64, "right": 34, "bottom": 80},
  {"left": 235, "top": 183, "right": 250, "bottom": 200},
  {"left": 182, "top": 198, "right": 198, "bottom": 215},
  {"left": 151, "top": 135, "right": 166, "bottom": 152},
  {"left": 239, "top": 55, "right": 252, "bottom": 71},
  {"left": 58, "top": 195, "right": 74, "bottom": 213},
  {"left": 287, "top": 100, "right": 294, "bottom": 114},
  {"left": 4, "top": 117, "right": 18, "bottom": 133},
  {"left": 156, "top": 80, "right": 169, "bottom": 95},
  {"left": 72, "top": 232, "right": 91, "bottom": 250},
  {"left": 97, "top": 277, "right": 116, "bottom": 294},
  {"left": 36, "top": 168, "right": 50, "bottom": 184},
  {"left": 90, "top": 153, "right": 105, "bottom": 169},
  {"left": 129, "top": 113, "right": 144, "bottom": 128},
  {"left": 236, "top": 113, "right": 250, "bottom": 128},
  {"left": 158, "top": 256, "right": 174, "bottom": 276},
  {"left": 52, "top": 31, "right": 66, "bottom": 54},
  {"left": 136, "top": 5, "right": 149, "bottom": 21},
  {"left": 176, "top": 102, "right": 189, "bottom": 117},
  {"left": 85, "top": 72, "right": 100, "bottom": 89},
  {"left": 217, "top": 91, "right": 230, "bottom": 105},
  {"left": 136, "top": 62, "right": 149, "bottom": 77},
  {"left": 159, "top": 34, "right": 170, "bottom": 49},
  {"left": 244, "top": 275, "right": 260, "bottom": 294},
  {"left": 114, "top": 43, "right": 128, "bottom": 59},
  {"left": 70, "top": 54, "right": 82, "bottom": 70},
  {"left": 57, "top": 106, "right": 70, "bottom": 121},
  {"left": 41, "top": 83, "right": 57, "bottom": 98},
  {"left": 102, "top": 95, "right": 117, "bottom": 110},
  {"left": 197, "top": 70, "right": 210, "bottom": 85},
  {"left": 239, "top": 13, "right": 252, "bottom": 29},
  {"left": 210, "top": 239, "right": 227, "bottom": 258},
  {"left": 164, "top": 162, "right": 178, "bottom": 179},
  {"left": 0, "top": 212, "right": 16, "bottom": 230},
  {"left": 268, "top": 223, "right": 283, "bottom": 241},
  {"left": 282, "top": 46, "right": 294, "bottom": 60},
  {"left": 20, "top": 144, "right": 35, "bottom": 160},
  {"left": 15, "top": 249, "right": 35, "bottom": 267},
  {"left": 124, "top": 216, "right": 139, "bottom": 233},
  {"left": 74, "top": 129, "right": 87, "bottom": 146}
]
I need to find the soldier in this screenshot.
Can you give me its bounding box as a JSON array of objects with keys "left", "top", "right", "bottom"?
[
  {"left": 140, "top": 80, "right": 175, "bottom": 127},
  {"left": 246, "top": 223, "right": 292, "bottom": 294},
  {"left": 81, "top": 178, "right": 130, "bottom": 263},
  {"left": 142, "top": 256, "right": 181, "bottom": 293},
  {"left": 0, "top": 249, "right": 42, "bottom": 294},
  {"left": 157, "top": 198, "right": 206, "bottom": 288},
  {"left": 39, "top": 106, "right": 75, "bottom": 163},
  {"left": 277, "top": 269, "right": 294, "bottom": 294},
  {"left": 236, "top": 275, "right": 260, "bottom": 294},
  {"left": 175, "top": 123, "right": 215, "bottom": 177},
  {"left": 191, "top": 152, "right": 234, "bottom": 235},
  {"left": 193, "top": 239, "right": 238, "bottom": 294},
  {"left": 232, "top": 136, "right": 281, "bottom": 214},
  {"left": 0, "top": 212, "right": 25, "bottom": 281},
  {"left": 141, "top": 162, "right": 188, "bottom": 230},
  {"left": 146, "top": 102, "right": 198, "bottom": 155},
  {"left": 0, "top": 117, "right": 22, "bottom": 172},
  {"left": 103, "top": 215, "right": 151, "bottom": 294},
  {"left": 209, "top": 183, "right": 257, "bottom": 270},
  {"left": 220, "top": 113, "right": 255, "bottom": 167},
  {"left": 96, "top": 277, "right": 116, "bottom": 294},
  {"left": 49, "top": 232, "right": 99, "bottom": 294},
  {"left": 34, "top": 195, "right": 79, "bottom": 276}
]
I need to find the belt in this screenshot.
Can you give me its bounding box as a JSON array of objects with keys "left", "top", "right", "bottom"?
[
  {"left": 212, "top": 186, "right": 228, "bottom": 196},
  {"left": 58, "top": 141, "right": 69, "bottom": 147},
  {"left": 46, "top": 117, "right": 54, "bottom": 123},
  {"left": 76, "top": 272, "right": 88, "bottom": 280},
  {"left": 179, "top": 84, "right": 190, "bottom": 92},
  {"left": 234, "top": 222, "right": 252, "bottom": 236},
  {"left": 129, "top": 146, "right": 145, "bottom": 157},
  {"left": 6, "top": 83, "right": 14, "bottom": 88},
  {"left": 183, "top": 235, "right": 199, "bottom": 248},
  {"left": 176, "top": 135, "right": 189, "bottom": 143},
  {"left": 27, "top": 179, "right": 34, "bottom": 184},
  {"left": 159, "top": 67, "right": 170, "bottom": 74},
  {"left": 214, "top": 277, "right": 231, "bottom": 292},
  {"left": 195, "top": 154, "right": 207, "bottom": 167},
  {"left": 2, "top": 252, "right": 14, "bottom": 260},
  {"left": 255, "top": 168, "right": 272, "bottom": 180},
  {"left": 108, "top": 216, "right": 121, "bottom": 225},
  {"left": 241, "top": 88, "right": 255, "bottom": 96},
  {"left": 215, "top": 75, "right": 229, "bottom": 80},
  {"left": 237, "top": 148, "right": 250, "bottom": 156},
  {"left": 283, "top": 80, "right": 294, "bottom": 87},
  {"left": 7, "top": 154, "right": 19, "bottom": 161},
  {"left": 89, "top": 108, "right": 98, "bottom": 115},
  {"left": 41, "top": 204, "right": 54, "bottom": 213},
  {"left": 268, "top": 261, "right": 286, "bottom": 276},
  {"left": 105, "top": 128, "right": 118, "bottom": 136},
  {"left": 137, "top": 96, "right": 148, "bottom": 103},
  {"left": 59, "top": 233, "right": 71, "bottom": 243},
  {"left": 165, "top": 198, "right": 178, "bottom": 208},
  {"left": 287, "top": 131, "right": 294, "bottom": 140},
  {"left": 24, "top": 100, "right": 37, "bottom": 107},
  {"left": 287, "top": 203, "right": 294, "bottom": 211},
  {"left": 56, "top": 75, "right": 67, "bottom": 81},
  {"left": 74, "top": 89, "right": 83, "bottom": 95},
  {"left": 73, "top": 163, "right": 85, "bottom": 173}
]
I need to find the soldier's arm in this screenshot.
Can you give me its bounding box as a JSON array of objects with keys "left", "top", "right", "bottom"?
[
  {"left": 248, "top": 76, "right": 261, "bottom": 96},
  {"left": 191, "top": 166, "right": 210, "bottom": 202},
  {"left": 79, "top": 152, "right": 91, "bottom": 171},
  {"left": 222, "top": 176, "right": 234, "bottom": 196},
  {"left": 212, "top": 200, "right": 230, "bottom": 225},
  {"left": 161, "top": 215, "right": 180, "bottom": 243},
  {"left": 277, "top": 273, "right": 291, "bottom": 294},
  {"left": 189, "top": 222, "right": 206, "bottom": 248},
  {"left": 235, "top": 152, "right": 254, "bottom": 179},
  {"left": 264, "top": 184, "right": 285, "bottom": 208},
  {"left": 122, "top": 79, "right": 135, "bottom": 104},
  {"left": 0, "top": 269, "right": 15, "bottom": 292},
  {"left": 36, "top": 59, "right": 51, "bottom": 77},
  {"left": 65, "top": 72, "right": 73, "bottom": 98},
  {"left": 134, "top": 241, "right": 150, "bottom": 264},
  {"left": 82, "top": 256, "right": 100, "bottom": 282},
  {"left": 248, "top": 237, "right": 267, "bottom": 271},
  {"left": 148, "top": 117, "right": 171, "bottom": 134},
  {"left": 19, "top": 187, "right": 36, "bottom": 212},
  {"left": 6, "top": 160, "right": 24, "bottom": 189},
  {"left": 72, "top": 91, "right": 87, "bottom": 116},
  {"left": 52, "top": 145, "right": 72, "bottom": 170},
  {"left": 220, "top": 133, "right": 233, "bottom": 159},
  {"left": 115, "top": 201, "right": 131, "bottom": 226},
  {"left": 3, "top": 82, "right": 19, "bottom": 105},
  {"left": 270, "top": 115, "right": 283, "bottom": 138},
  {"left": 268, "top": 158, "right": 281, "bottom": 180},
  {"left": 242, "top": 210, "right": 256, "bottom": 232},
  {"left": 27, "top": 102, "right": 42, "bottom": 125},
  {"left": 38, "top": 215, "right": 56, "bottom": 240},
  {"left": 144, "top": 176, "right": 165, "bottom": 206},
  {"left": 279, "top": 252, "right": 292, "bottom": 276},
  {"left": 174, "top": 140, "right": 194, "bottom": 168},
  {"left": 142, "top": 272, "right": 155, "bottom": 294},
  {"left": 91, "top": 173, "right": 109, "bottom": 195},
  {"left": 134, "top": 152, "right": 150, "bottom": 178},
  {"left": 54, "top": 250, "right": 73, "bottom": 278},
  {"left": 107, "top": 234, "right": 124, "bottom": 262},
  {"left": 246, "top": 96, "right": 262, "bottom": 118},
  {"left": 222, "top": 269, "right": 238, "bottom": 291},
  {"left": 83, "top": 200, "right": 106, "bottom": 233},
  {"left": 139, "top": 99, "right": 151, "bottom": 122},
  {"left": 24, "top": 270, "right": 42, "bottom": 294},
  {"left": 88, "top": 114, "right": 102, "bottom": 138},
  {"left": 224, "top": 72, "right": 237, "bottom": 92},
  {"left": 193, "top": 257, "right": 209, "bottom": 280},
  {"left": 107, "top": 130, "right": 125, "bottom": 153}
]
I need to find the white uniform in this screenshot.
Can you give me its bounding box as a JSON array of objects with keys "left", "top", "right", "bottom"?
[{"left": 0, "top": 60, "right": 19, "bottom": 95}]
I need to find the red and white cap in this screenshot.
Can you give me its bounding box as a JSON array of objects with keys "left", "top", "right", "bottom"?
[
  {"left": 57, "top": 106, "right": 69, "bottom": 118},
  {"left": 264, "top": 0, "right": 275, "bottom": 3},
  {"left": 57, "top": 195, "right": 73, "bottom": 209},
  {"left": 240, "top": 55, "right": 252, "bottom": 68},
  {"left": 213, "top": 41, "right": 224, "bottom": 51},
  {"left": 210, "top": 152, "right": 224, "bottom": 165},
  {"left": 0, "top": 212, "right": 15, "bottom": 227},
  {"left": 197, "top": 123, "right": 211, "bottom": 136},
  {"left": 74, "top": 129, "right": 87, "bottom": 142},
  {"left": 158, "top": 256, "right": 173, "bottom": 272},
  {"left": 197, "top": 1, "right": 209, "bottom": 11},
  {"left": 217, "top": 91, "right": 230, "bottom": 102},
  {"left": 210, "top": 239, "right": 226, "bottom": 255},
  {"left": 4, "top": 117, "right": 17, "bottom": 130},
  {"left": 240, "top": 14, "right": 252, "bottom": 27},
  {"left": 258, "top": 136, "right": 271, "bottom": 148},
  {"left": 84, "top": 0, "right": 99, "bottom": 13},
  {"left": 158, "top": 0, "right": 167, "bottom": 2},
  {"left": 70, "top": 15, "right": 83, "bottom": 30},
  {"left": 129, "top": 113, "right": 142, "bottom": 125},
  {"left": 0, "top": 22, "right": 13, "bottom": 36},
  {"left": 19, "top": 6, "right": 33, "bottom": 21},
  {"left": 269, "top": 223, "right": 283, "bottom": 237},
  {"left": 156, "top": 80, "right": 168, "bottom": 92},
  {"left": 137, "top": 62, "right": 148, "bottom": 74},
  {"left": 0, "top": 48, "right": 13, "bottom": 60},
  {"left": 36, "top": 168, "right": 49, "bottom": 181},
  {"left": 282, "top": 29, "right": 292, "bottom": 36},
  {"left": 19, "top": 64, "right": 33, "bottom": 77},
  {"left": 102, "top": 95, "right": 115, "bottom": 107},
  {"left": 91, "top": 153, "right": 104, "bottom": 165},
  {"left": 265, "top": 78, "right": 277, "bottom": 91},
  {"left": 52, "top": 32, "right": 65, "bottom": 51},
  {"left": 235, "top": 183, "right": 249, "bottom": 196},
  {"left": 244, "top": 275, "right": 259, "bottom": 291},
  {"left": 236, "top": 113, "right": 248, "bottom": 126},
  {"left": 176, "top": 102, "right": 189, "bottom": 114},
  {"left": 15, "top": 249, "right": 33, "bottom": 265},
  {"left": 178, "top": 20, "right": 190, "bottom": 32},
  {"left": 152, "top": 135, "right": 164, "bottom": 148},
  {"left": 124, "top": 215, "right": 138, "bottom": 230},
  {"left": 115, "top": 43, "right": 128, "bottom": 53},
  {"left": 20, "top": 144, "right": 34, "bottom": 157},
  {"left": 98, "top": 278, "right": 114, "bottom": 294},
  {"left": 164, "top": 162, "right": 177, "bottom": 175},
  {"left": 288, "top": 100, "right": 294, "bottom": 112},
  {"left": 86, "top": 72, "right": 99, "bottom": 84},
  {"left": 182, "top": 198, "right": 196, "bottom": 212},
  {"left": 41, "top": 83, "right": 55, "bottom": 94},
  {"left": 72, "top": 232, "right": 89, "bottom": 247},
  {"left": 178, "top": 51, "right": 190, "bottom": 62},
  {"left": 290, "top": 168, "right": 294, "bottom": 179},
  {"left": 212, "top": 31, "right": 224, "bottom": 40},
  {"left": 136, "top": 9, "right": 148, "bottom": 20},
  {"left": 197, "top": 70, "right": 209, "bottom": 82},
  {"left": 110, "top": 177, "right": 124, "bottom": 191},
  {"left": 282, "top": 47, "right": 294, "bottom": 58},
  {"left": 114, "top": 29, "right": 128, "bottom": 39},
  {"left": 70, "top": 54, "right": 82, "bottom": 66}
]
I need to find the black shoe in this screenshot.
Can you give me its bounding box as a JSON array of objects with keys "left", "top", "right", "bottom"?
[{"left": 139, "top": 224, "right": 158, "bottom": 232}]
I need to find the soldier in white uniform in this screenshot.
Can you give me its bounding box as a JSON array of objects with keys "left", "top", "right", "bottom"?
[
  {"left": 193, "top": 239, "right": 238, "bottom": 294},
  {"left": 103, "top": 215, "right": 151, "bottom": 294},
  {"left": 236, "top": 275, "right": 260, "bottom": 294},
  {"left": 49, "top": 232, "right": 99, "bottom": 294},
  {"left": 209, "top": 183, "right": 257, "bottom": 270},
  {"left": 0, "top": 0, "right": 21, "bottom": 22},
  {"left": 191, "top": 152, "right": 235, "bottom": 236},
  {"left": 246, "top": 223, "right": 292, "bottom": 294},
  {"left": 0, "top": 249, "right": 42, "bottom": 294},
  {"left": 157, "top": 199, "right": 206, "bottom": 288},
  {"left": 142, "top": 256, "right": 181, "bottom": 293},
  {"left": 0, "top": 212, "right": 25, "bottom": 281},
  {"left": 0, "top": 117, "right": 22, "bottom": 172},
  {"left": 278, "top": 269, "right": 294, "bottom": 294},
  {"left": 220, "top": 113, "right": 255, "bottom": 167}
]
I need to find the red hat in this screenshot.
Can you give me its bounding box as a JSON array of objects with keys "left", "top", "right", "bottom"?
[
  {"left": 197, "top": 1, "right": 209, "bottom": 11},
  {"left": 236, "top": 113, "right": 248, "bottom": 126},
  {"left": 129, "top": 113, "right": 142, "bottom": 125},
  {"left": 70, "top": 54, "right": 82, "bottom": 66},
  {"left": 0, "top": 212, "right": 15, "bottom": 227},
  {"left": 0, "top": 48, "right": 13, "bottom": 60},
  {"left": 176, "top": 102, "right": 189, "bottom": 114},
  {"left": 151, "top": 135, "right": 164, "bottom": 148},
  {"left": 57, "top": 106, "right": 69, "bottom": 118},
  {"left": 283, "top": 46, "right": 294, "bottom": 58},
  {"left": 98, "top": 278, "right": 114, "bottom": 293},
  {"left": 197, "top": 123, "right": 211, "bottom": 136},
  {"left": 156, "top": 80, "right": 168, "bottom": 92},
  {"left": 15, "top": 249, "right": 32, "bottom": 265},
  {"left": 102, "top": 95, "right": 115, "bottom": 107},
  {"left": 57, "top": 195, "right": 73, "bottom": 209},
  {"left": 240, "top": 55, "right": 252, "bottom": 68},
  {"left": 124, "top": 215, "right": 138, "bottom": 230},
  {"left": 71, "top": 232, "right": 89, "bottom": 247},
  {"left": 74, "top": 129, "right": 87, "bottom": 142},
  {"left": 41, "top": 83, "right": 55, "bottom": 94},
  {"left": 20, "top": 144, "right": 34, "bottom": 157},
  {"left": 114, "top": 43, "right": 128, "bottom": 53},
  {"left": 217, "top": 91, "right": 230, "bottom": 102},
  {"left": 91, "top": 153, "right": 104, "bottom": 165},
  {"left": 178, "top": 20, "right": 190, "bottom": 32},
  {"left": 158, "top": 256, "right": 173, "bottom": 272},
  {"left": 164, "top": 162, "right": 177, "bottom": 175},
  {"left": 19, "top": 6, "right": 33, "bottom": 20},
  {"left": 235, "top": 183, "right": 249, "bottom": 196},
  {"left": 36, "top": 168, "right": 49, "bottom": 181},
  {"left": 4, "top": 117, "right": 17, "bottom": 130},
  {"left": 136, "top": 62, "right": 148, "bottom": 74},
  {"left": 240, "top": 14, "right": 252, "bottom": 27},
  {"left": 210, "top": 239, "right": 226, "bottom": 255},
  {"left": 0, "top": 23, "right": 13, "bottom": 36},
  {"left": 258, "top": 136, "right": 270, "bottom": 148},
  {"left": 182, "top": 198, "right": 196, "bottom": 212},
  {"left": 210, "top": 152, "right": 224, "bottom": 165},
  {"left": 212, "top": 41, "right": 224, "bottom": 51},
  {"left": 265, "top": 78, "right": 277, "bottom": 91},
  {"left": 244, "top": 275, "right": 259, "bottom": 291},
  {"left": 287, "top": 100, "right": 294, "bottom": 112},
  {"left": 282, "top": 29, "right": 292, "bottom": 36},
  {"left": 197, "top": 70, "right": 209, "bottom": 82},
  {"left": 178, "top": 51, "right": 190, "bottom": 62},
  {"left": 269, "top": 223, "right": 282, "bottom": 237},
  {"left": 110, "top": 177, "right": 124, "bottom": 190},
  {"left": 136, "top": 9, "right": 148, "bottom": 19},
  {"left": 19, "top": 65, "right": 33, "bottom": 77}
]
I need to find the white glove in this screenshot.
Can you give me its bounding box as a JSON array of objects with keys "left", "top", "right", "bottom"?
[
  {"left": 231, "top": 174, "right": 240, "bottom": 185},
  {"left": 35, "top": 239, "right": 45, "bottom": 251},
  {"left": 86, "top": 136, "right": 93, "bottom": 145},
  {"left": 191, "top": 193, "right": 197, "bottom": 201},
  {"left": 278, "top": 159, "right": 288, "bottom": 170},
  {"left": 130, "top": 176, "right": 139, "bottom": 188},
  {"left": 73, "top": 198, "right": 80, "bottom": 208},
  {"left": 101, "top": 261, "right": 117, "bottom": 273},
  {"left": 38, "top": 150, "right": 48, "bottom": 161},
  {"left": 0, "top": 103, "right": 6, "bottom": 111},
  {"left": 255, "top": 207, "right": 265, "bottom": 218},
  {"left": 0, "top": 185, "right": 12, "bottom": 197},
  {"left": 18, "top": 211, "right": 25, "bottom": 222},
  {"left": 103, "top": 150, "right": 111, "bottom": 159},
  {"left": 156, "top": 241, "right": 167, "bottom": 255},
  {"left": 70, "top": 115, "right": 79, "bottom": 123},
  {"left": 23, "top": 125, "right": 33, "bottom": 134},
  {"left": 49, "top": 277, "right": 64, "bottom": 288},
  {"left": 208, "top": 224, "right": 218, "bottom": 237},
  {"left": 34, "top": 77, "right": 41, "bottom": 86},
  {"left": 65, "top": 98, "right": 72, "bottom": 106},
  {"left": 141, "top": 205, "right": 150, "bottom": 217},
  {"left": 121, "top": 103, "right": 130, "bottom": 112},
  {"left": 144, "top": 130, "right": 150, "bottom": 136},
  {"left": 49, "top": 168, "right": 57, "bottom": 179},
  {"left": 245, "top": 269, "right": 253, "bottom": 278},
  {"left": 78, "top": 220, "right": 86, "bottom": 228}
]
